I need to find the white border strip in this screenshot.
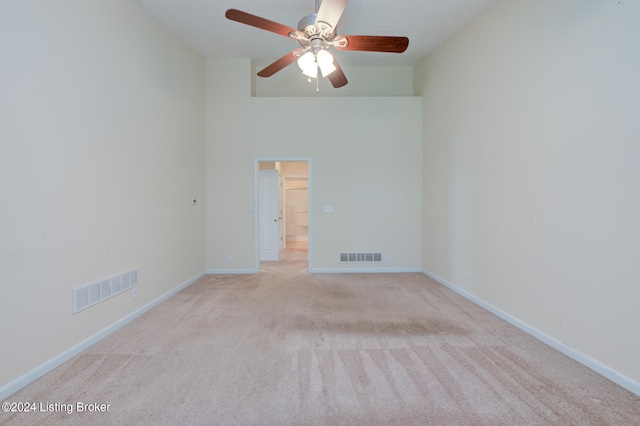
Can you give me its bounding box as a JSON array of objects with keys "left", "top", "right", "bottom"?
[
  {"left": 312, "top": 268, "right": 423, "bottom": 274},
  {"left": 422, "top": 268, "right": 640, "bottom": 397},
  {"left": 0, "top": 271, "right": 205, "bottom": 400},
  {"left": 206, "top": 269, "right": 257, "bottom": 275}
]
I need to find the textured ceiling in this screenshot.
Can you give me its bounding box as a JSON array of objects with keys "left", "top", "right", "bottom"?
[{"left": 133, "top": 0, "right": 497, "bottom": 67}]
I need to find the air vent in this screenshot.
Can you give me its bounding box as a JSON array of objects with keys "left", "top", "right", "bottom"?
[
  {"left": 72, "top": 268, "right": 138, "bottom": 314},
  {"left": 339, "top": 252, "right": 382, "bottom": 263}
]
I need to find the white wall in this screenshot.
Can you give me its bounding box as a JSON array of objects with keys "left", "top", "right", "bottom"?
[
  {"left": 284, "top": 180, "right": 309, "bottom": 241},
  {"left": 280, "top": 161, "right": 309, "bottom": 176},
  {"left": 415, "top": 0, "right": 640, "bottom": 385},
  {"left": 281, "top": 162, "right": 309, "bottom": 240},
  {"left": 206, "top": 59, "right": 422, "bottom": 272},
  {"left": 0, "top": 0, "right": 205, "bottom": 391}
]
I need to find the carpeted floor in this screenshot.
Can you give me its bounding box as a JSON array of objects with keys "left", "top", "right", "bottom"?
[{"left": 2, "top": 250, "right": 639, "bottom": 425}]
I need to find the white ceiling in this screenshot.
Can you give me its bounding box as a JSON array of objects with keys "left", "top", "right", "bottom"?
[{"left": 133, "top": 0, "right": 497, "bottom": 67}]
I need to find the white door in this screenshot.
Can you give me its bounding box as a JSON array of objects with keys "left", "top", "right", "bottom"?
[
  {"left": 278, "top": 172, "right": 284, "bottom": 250},
  {"left": 259, "top": 170, "right": 280, "bottom": 261}
]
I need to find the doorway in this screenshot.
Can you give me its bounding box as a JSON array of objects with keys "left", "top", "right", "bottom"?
[{"left": 255, "top": 159, "right": 311, "bottom": 272}]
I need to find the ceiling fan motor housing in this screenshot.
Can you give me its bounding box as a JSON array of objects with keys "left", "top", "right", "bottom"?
[{"left": 297, "top": 13, "right": 336, "bottom": 40}]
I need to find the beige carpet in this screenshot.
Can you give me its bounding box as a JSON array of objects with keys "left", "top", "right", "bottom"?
[{"left": 2, "top": 251, "right": 639, "bottom": 425}]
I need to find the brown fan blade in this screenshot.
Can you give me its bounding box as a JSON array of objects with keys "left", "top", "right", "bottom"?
[
  {"left": 328, "top": 58, "right": 348, "bottom": 88},
  {"left": 225, "top": 9, "right": 299, "bottom": 38},
  {"left": 335, "top": 35, "right": 409, "bottom": 53},
  {"left": 315, "top": 0, "right": 349, "bottom": 29},
  {"left": 257, "top": 51, "right": 299, "bottom": 78}
]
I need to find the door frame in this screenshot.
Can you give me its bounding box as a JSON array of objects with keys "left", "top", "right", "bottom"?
[{"left": 254, "top": 157, "right": 312, "bottom": 272}]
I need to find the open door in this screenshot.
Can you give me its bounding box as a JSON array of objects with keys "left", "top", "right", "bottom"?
[{"left": 258, "top": 169, "right": 281, "bottom": 261}]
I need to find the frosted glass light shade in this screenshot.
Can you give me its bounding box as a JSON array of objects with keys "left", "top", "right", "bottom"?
[
  {"left": 297, "top": 51, "right": 318, "bottom": 79},
  {"left": 316, "top": 49, "right": 336, "bottom": 77}
]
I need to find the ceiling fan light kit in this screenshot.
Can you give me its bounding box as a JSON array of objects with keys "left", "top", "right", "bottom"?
[
  {"left": 298, "top": 51, "right": 318, "bottom": 78},
  {"left": 297, "top": 48, "right": 336, "bottom": 79},
  {"left": 225, "top": 0, "right": 409, "bottom": 90}
]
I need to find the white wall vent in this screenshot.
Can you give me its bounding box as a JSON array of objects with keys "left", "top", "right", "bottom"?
[
  {"left": 72, "top": 268, "right": 138, "bottom": 314},
  {"left": 339, "top": 252, "right": 382, "bottom": 263}
]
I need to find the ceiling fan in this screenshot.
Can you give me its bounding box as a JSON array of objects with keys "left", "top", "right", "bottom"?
[{"left": 225, "top": 0, "right": 409, "bottom": 88}]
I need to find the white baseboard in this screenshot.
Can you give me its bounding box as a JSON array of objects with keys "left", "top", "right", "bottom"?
[
  {"left": 0, "top": 270, "right": 206, "bottom": 401},
  {"left": 421, "top": 268, "right": 640, "bottom": 397},
  {"left": 311, "top": 267, "right": 423, "bottom": 274},
  {"left": 206, "top": 269, "right": 257, "bottom": 275}
]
